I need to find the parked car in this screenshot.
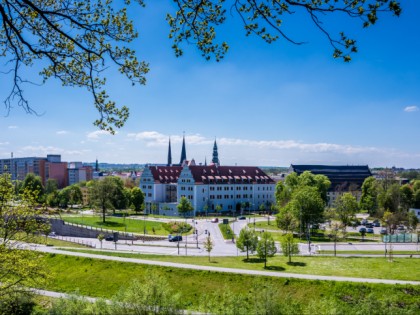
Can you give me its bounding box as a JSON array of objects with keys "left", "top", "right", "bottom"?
[
  {"left": 359, "top": 227, "right": 367, "bottom": 233},
  {"left": 169, "top": 235, "right": 182, "bottom": 242},
  {"left": 238, "top": 216, "right": 246, "bottom": 220},
  {"left": 105, "top": 236, "right": 114, "bottom": 241},
  {"left": 211, "top": 218, "right": 219, "bottom": 223},
  {"left": 374, "top": 222, "right": 381, "bottom": 227},
  {"left": 361, "top": 219, "right": 367, "bottom": 226},
  {"left": 380, "top": 228, "right": 387, "bottom": 235},
  {"left": 365, "top": 223, "right": 373, "bottom": 228},
  {"left": 366, "top": 228, "right": 374, "bottom": 234}
]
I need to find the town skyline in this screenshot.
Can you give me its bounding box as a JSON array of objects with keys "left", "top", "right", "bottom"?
[{"left": 1, "top": 2, "right": 420, "bottom": 168}]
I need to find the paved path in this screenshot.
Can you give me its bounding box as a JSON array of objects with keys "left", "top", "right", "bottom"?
[{"left": 36, "top": 246, "right": 420, "bottom": 286}]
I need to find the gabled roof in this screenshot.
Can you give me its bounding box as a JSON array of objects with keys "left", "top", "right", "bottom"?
[
  {"left": 188, "top": 165, "right": 274, "bottom": 184},
  {"left": 149, "top": 166, "right": 182, "bottom": 183}
]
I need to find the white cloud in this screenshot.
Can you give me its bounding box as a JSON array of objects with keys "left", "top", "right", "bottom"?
[
  {"left": 8, "top": 125, "right": 17, "bottom": 129},
  {"left": 127, "top": 131, "right": 211, "bottom": 147},
  {"left": 0, "top": 142, "right": 9, "bottom": 145},
  {"left": 56, "top": 130, "right": 69, "bottom": 135},
  {"left": 404, "top": 106, "right": 419, "bottom": 112},
  {"left": 126, "top": 130, "right": 382, "bottom": 155},
  {"left": 86, "top": 130, "right": 115, "bottom": 140}
]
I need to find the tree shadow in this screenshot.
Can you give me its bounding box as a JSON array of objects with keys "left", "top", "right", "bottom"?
[
  {"left": 264, "top": 265, "right": 285, "bottom": 271},
  {"left": 286, "top": 262, "right": 306, "bottom": 267},
  {"left": 96, "top": 221, "right": 125, "bottom": 228},
  {"left": 243, "top": 258, "right": 265, "bottom": 264}
]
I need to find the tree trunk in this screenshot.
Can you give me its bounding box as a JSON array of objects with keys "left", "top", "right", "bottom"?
[
  {"left": 334, "top": 239, "right": 337, "bottom": 257},
  {"left": 102, "top": 205, "right": 106, "bottom": 223},
  {"left": 246, "top": 247, "right": 249, "bottom": 260}
]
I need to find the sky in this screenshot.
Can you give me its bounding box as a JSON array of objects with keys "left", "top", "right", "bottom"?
[{"left": 1, "top": 1, "right": 420, "bottom": 168}]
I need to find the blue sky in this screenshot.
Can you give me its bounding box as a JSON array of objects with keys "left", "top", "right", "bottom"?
[{"left": 1, "top": 1, "right": 420, "bottom": 168}]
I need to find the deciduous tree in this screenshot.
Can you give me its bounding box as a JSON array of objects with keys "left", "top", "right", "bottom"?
[
  {"left": 236, "top": 228, "right": 258, "bottom": 260},
  {"left": 280, "top": 233, "right": 299, "bottom": 263},
  {"left": 256, "top": 231, "right": 277, "bottom": 268},
  {"left": 203, "top": 234, "right": 214, "bottom": 262},
  {"left": 89, "top": 177, "right": 118, "bottom": 223},
  {"left": 0, "top": 173, "right": 49, "bottom": 298},
  {"left": 177, "top": 196, "right": 194, "bottom": 217},
  {"left": 334, "top": 192, "right": 359, "bottom": 228},
  {"left": 130, "top": 187, "right": 144, "bottom": 213}
]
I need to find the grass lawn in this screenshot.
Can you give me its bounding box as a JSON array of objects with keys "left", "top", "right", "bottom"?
[
  {"left": 58, "top": 248, "right": 420, "bottom": 282},
  {"left": 218, "top": 221, "right": 235, "bottom": 240},
  {"left": 248, "top": 220, "right": 281, "bottom": 231},
  {"left": 63, "top": 216, "right": 170, "bottom": 235},
  {"left": 39, "top": 253, "right": 420, "bottom": 313}
]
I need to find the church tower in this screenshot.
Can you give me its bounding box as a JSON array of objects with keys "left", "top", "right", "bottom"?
[
  {"left": 167, "top": 137, "right": 172, "bottom": 166},
  {"left": 212, "top": 139, "right": 220, "bottom": 166},
  {"left": 95, "top": 158, "right": 99, "bottom": 172},
  {"left": 179, "top": 133, "right": 187, "bottom": 165}
]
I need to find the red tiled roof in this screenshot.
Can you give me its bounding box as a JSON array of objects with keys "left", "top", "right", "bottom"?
[
  {"left": 147, "top": 165, "right": 274, "bottom": 185},
  {"left": 149, "top": 166, "right": 182, "bottom": 183},
  {"left": 188, "top": 165, "right": 274, "bottom": 184}
]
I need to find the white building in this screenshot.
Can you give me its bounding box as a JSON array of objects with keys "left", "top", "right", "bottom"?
[
  {"left": 139, "top": 136, "right": 275, "bottom": 216},
  {"left": 140, "top": 164, "right": 275, "bottom": 216}
]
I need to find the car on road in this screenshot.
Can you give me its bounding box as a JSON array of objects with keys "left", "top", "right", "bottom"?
[
  {"left": 366, "top": 228, "right": 374, "bottom": 234},
  {"left": 105, "top": 236, "right": 114, "bottom": 241},
  {"left": 211, "top": 218, "right": 219, "bottom": 223},
  {"left": 238, "top": 216, "right": 246, "bottom": 220},
  {"left": 168, "top": 235, "right": 182, "bottom": 242}
]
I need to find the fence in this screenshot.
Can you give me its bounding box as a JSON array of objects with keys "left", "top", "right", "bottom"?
[{"left": 383, "top": 233, "right": 420, "bottom": 243}]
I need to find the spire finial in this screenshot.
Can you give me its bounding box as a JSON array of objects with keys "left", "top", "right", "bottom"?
[
  {"left": 179, "top": 133, "right": 187, "bottom": 165},
  {"left": 212, "top": 138, "right": 220, "bottom": 166},
  {"left": 167, "top": 137, "right": 172, "bottom": 166}
]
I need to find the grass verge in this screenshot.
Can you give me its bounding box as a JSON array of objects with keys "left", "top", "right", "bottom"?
[
  {"left": 38, "top": 253, "right": 420, "bottom": 313},
  {"left": 57, "top": 248, "right": 420, "bottom": 281}
]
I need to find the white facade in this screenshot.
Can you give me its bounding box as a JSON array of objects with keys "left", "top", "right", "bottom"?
[{"left": 140, "top": 165, "right": 275, "bottom": 217}]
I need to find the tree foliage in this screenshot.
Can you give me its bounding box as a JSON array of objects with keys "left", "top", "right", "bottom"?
[
  {"left": 203, "top": 234, "right": 214, "bottom": 262},
  {"left": 177, "top": 196, "right": 194, "bottom": 216},
  {"left": 0, "top": 172, "right": 49, "bottom": 298},
  {"left": 130, "top": 186, "right": 144, "bottom": 213},
  {"left": 89, "top": 177, "right": 118, "bottom": 223},
  {"left": 21, "top": 173, "right": 44, "bottom": 202},
  {"left": 0, "top": 0, "right": 149, "bottom": 133},
  {"left": 333, "top": 192, "right": 358, "bottom": 227},
  {"left": 256, "top": 231, "right": 277, "bottom": 268},
  {"left": 236, "top": 228, "right": 258, "bottom": 260},
  {"left": 280, "top": 232, "right": 299, "bottom": 263},
  {"left": 1, "top": 1, "right": 401, "bottom": 131},
  {"left": 169, "top": 0, "right": 401, "bottom": 62},
  {"left": 359, "top": 176, "right": 378, "bottom": 214}
]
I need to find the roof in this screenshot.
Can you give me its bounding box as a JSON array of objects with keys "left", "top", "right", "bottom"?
[
  {"left": 148, "top": 166, "right": 182, "bottom": 183},
  {"left": 290, "top": 165, "right": 372, "bottom": 191},
  {"left": 188, "top": 165, "right": 274, "bottom": 184},
  {"left": 146, "top": 165, "right": 275, "bottom": 185}
]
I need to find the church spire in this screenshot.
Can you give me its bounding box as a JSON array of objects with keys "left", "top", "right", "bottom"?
[
  {"left": 212, "top": 138, "right": 220, "bottom": 166},
  {"left": 95, "top": 158, "right": 99, "bottom": 172},
  {"left": 167, "top": 137, "right": 172, "bottom": 166},
  {"left": 179, "top": 132, "right": 187, "bottom": 165}
]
